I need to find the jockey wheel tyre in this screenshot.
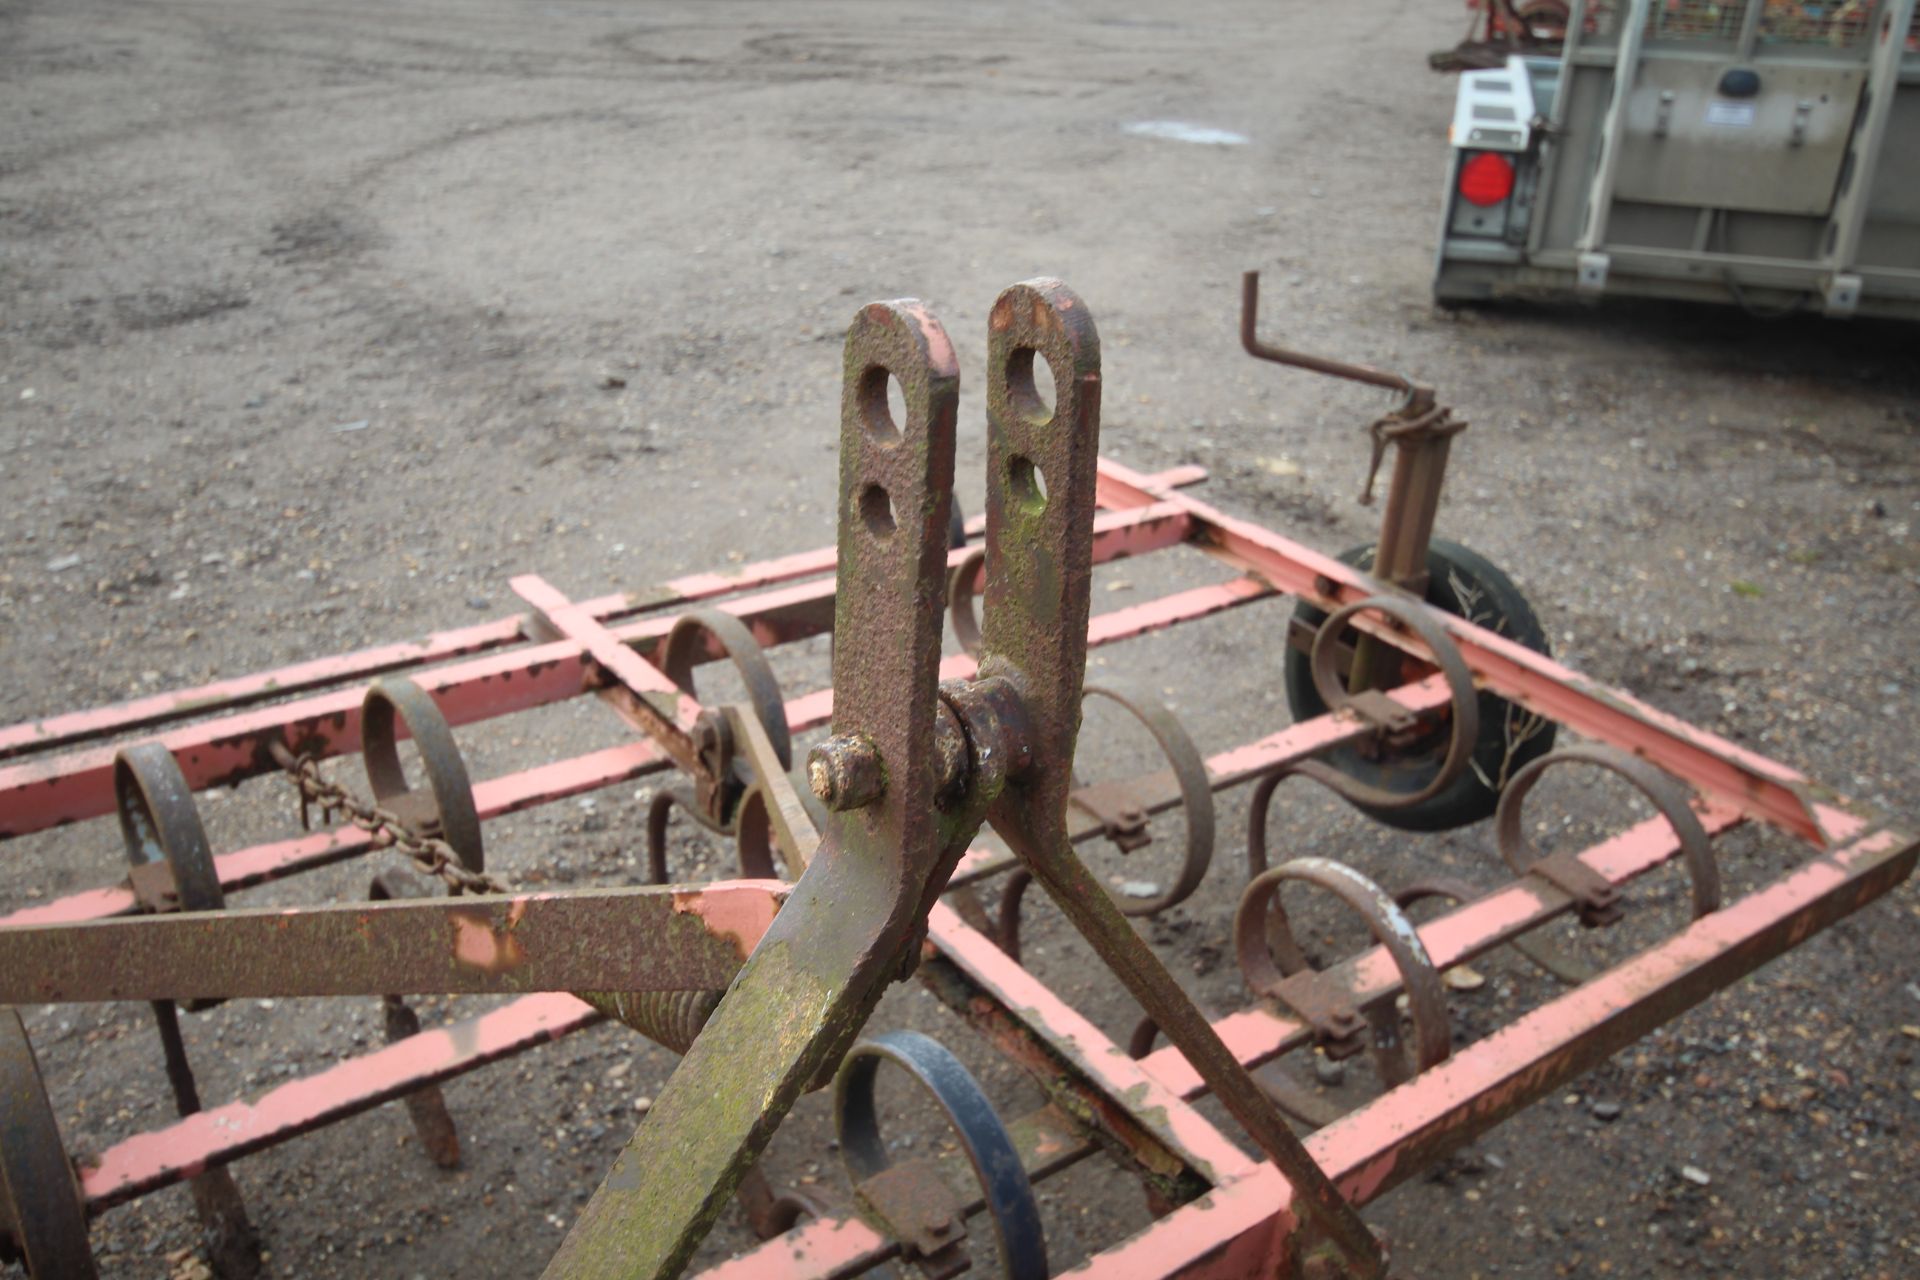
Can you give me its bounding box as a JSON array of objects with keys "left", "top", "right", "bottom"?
[{"left": 1283, "top": 538, "right": 1557, "bottom": 832}]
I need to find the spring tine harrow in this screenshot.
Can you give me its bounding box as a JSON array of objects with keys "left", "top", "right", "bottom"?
[{"left": 0, "top": 277, "right": 1914, "bottom": 1280}]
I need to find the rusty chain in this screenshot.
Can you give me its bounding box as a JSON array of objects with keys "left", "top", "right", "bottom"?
[{"left": 267, "top": 742, "right": 508, "bottom": 896}]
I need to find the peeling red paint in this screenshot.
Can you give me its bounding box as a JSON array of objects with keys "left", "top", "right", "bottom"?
[{"left": 451, "top": 900, "right": 529, "bottom": 973}]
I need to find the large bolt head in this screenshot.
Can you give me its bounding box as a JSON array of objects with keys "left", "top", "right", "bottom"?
[{"left": 806, "top": 734, "right": 886, "bottom": 811}]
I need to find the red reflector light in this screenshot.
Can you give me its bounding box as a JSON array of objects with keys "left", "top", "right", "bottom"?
[{"left": 1459, "top": 152, "right": 1516, "bottom": 207}]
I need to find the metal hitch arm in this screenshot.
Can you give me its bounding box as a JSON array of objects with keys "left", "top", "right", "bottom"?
[
  {"left": 987, "top": 281, "right": 1385, "bottom": 1278},
  {"left": 543, "top": 296, "right": 982, "bottom": 1280}
]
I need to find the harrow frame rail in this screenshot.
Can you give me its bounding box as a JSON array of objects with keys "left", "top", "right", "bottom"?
[{"left": 1, "top": 278, "right": 1913, "bottom": 1280}]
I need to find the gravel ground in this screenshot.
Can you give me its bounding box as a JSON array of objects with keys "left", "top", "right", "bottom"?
[{"left": 3, "top": 1, "right": 1917, "bottom": 1278}]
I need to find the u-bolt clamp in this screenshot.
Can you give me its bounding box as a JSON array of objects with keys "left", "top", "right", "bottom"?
[
  {"left": 1235, "top": 858, "right": 1453, "bottom": 1089},
  {"left": 1495, "top": 743, "right": 1720, "bottom": 927}
]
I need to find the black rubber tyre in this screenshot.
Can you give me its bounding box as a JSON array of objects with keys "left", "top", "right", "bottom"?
[{"left": 1283, "top": 538, "right": 1557, "bottom": 832}]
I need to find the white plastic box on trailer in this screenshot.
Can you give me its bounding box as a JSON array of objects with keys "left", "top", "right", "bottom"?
[{"left": 1432, "top": 0, "right": 1920, "bottom": 318}]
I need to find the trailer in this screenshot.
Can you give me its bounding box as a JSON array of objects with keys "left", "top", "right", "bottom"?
[{"left": 1433, "top": 0, "right": 1920, "bottom": 317}]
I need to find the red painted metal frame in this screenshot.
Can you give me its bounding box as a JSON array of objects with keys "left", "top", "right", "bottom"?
[
  {"left": 25, "top": 679, "right": 1452, "bottom": 1215},
  {"left": 2, "top": 447, "right": 1912, "bottom": 1279},
  {"left": 0, "top": 495, "right": 1201, "bottom": 838},
  {"left": 1093, "top": 458, "right": 1835, "bottom": 846},
  {"left": 685, "top": 813, "right": 1913, "bottom": 1280},
  {"left": 0, "top": 468, "right": 1206, "bottom": 765}
]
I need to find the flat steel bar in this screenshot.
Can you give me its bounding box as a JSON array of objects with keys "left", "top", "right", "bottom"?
[
  {"left": 0, "top": 618, "right": 527, "bottom": 764},
  {"left": 513, "top": 574, "right": 706, "bottom": 777},
  {"left": 0, "top": 640, "right": 587, "bottom": 840},
  {"left": 79, "top": 992, "right": 602, "bottom": 1211},
  {"left": 972, "top": 280, "right": 1379, "bottom": 1275},
  {"left": 1094, "top": 457, "right": 1835, "bottom": 846},
  {"left": 0, "top": 882, "right": 787, "bottom": 1004},
  {"left": 0, "top": 499, "right": 1196, "bottom": 840}
]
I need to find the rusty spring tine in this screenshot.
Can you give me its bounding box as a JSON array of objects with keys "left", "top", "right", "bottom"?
[
  {"left": 116, "top": 742, "right": 225, "bottom": 920},
  {"left": 1235, "top": 858, "right": 1453, "bottom": 1086},
  {"left": 990, "top": 868, "right": 1033, "bottom": 962},
  {"left": 730, "top": 787, "right": 782, "bottom": 881},
  {"left": 112, "top": 747, "right": 267, "bottom": 1272},
  {"left": 836, "top": 1030, "right": 1048, "bottom": 1280},
  {"left": 644, "top": 783, "right": 734, "bottom": 884},
  {"left": 644, "top": 787, "right": 685, "bottom": 885},
  {"left": 116, "top": 745, "right": 227, "bottom": 1017},
  {"left": 975, "top": 280, "right": 1383, "bottom": 1278},
  {"left": 1395, "top": 876, "right": 1597, "bottom": 987},
  {"left": 0, "top": 1008, "right": 96, "bottom": 1279},
  {"left": 947, "top": 544, "right": 986, "bottom": 657},
  {"left": 1497, "top": 743, "right": 1722, "bottom": 921},
  {"left": 660, "top": 608, "right": 793, "bottom": 773},
  {"left": 361, "top": 678, "right": 484, "bottom": 877},
  {"left": 367, "top": 871, "right": 463, "bottom": 1170},
  {"left": 1077, "top": 682, "right": 1215, "bottom": 917},
  {"left": 1301, "top": 593, "right": 1480, "bottom": 812},
  {"left": 721, "top": 702, "right": 820, "bottom": 875},
  {"left": 1245, "top": 766, "right": 1289, "bottom": 883},
  {"left": 545, "top": 297, "right": 971, "bottom": 1280}
]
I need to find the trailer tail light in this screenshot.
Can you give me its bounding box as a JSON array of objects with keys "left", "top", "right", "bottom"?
[{"left": 1459, "top": 151, "right": 1516, "bottom": 206}]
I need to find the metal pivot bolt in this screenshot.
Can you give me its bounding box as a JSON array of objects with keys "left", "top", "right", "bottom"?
[{"left": 806, "top": 733, "right": 886, "bottom": 811}]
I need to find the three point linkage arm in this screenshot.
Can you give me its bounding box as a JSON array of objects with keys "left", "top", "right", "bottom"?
[{"left": 545, "top": 281, "right": 1386, "bottom": 1278}]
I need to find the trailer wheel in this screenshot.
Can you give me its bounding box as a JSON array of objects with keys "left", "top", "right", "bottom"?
[{"left": 1283, "top": 538, "right": 1557, "bottom": 832}]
